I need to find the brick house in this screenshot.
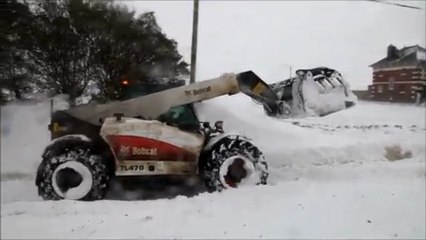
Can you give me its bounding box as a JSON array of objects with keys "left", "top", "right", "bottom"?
[{"left": 368, "top": 44, "right": 426, "bottom": 103}]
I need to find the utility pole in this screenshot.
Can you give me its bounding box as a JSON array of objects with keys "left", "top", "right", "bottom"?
[
  {"left": 189, "top": 0, "right": 199, "bottom": 84},
  {"left": 282, "top": 63, "right": 293, "bottom": 80}
]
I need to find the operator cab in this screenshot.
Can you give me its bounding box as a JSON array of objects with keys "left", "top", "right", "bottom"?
[
  {"left": 120, "top": 78, "right": 201, "bottom": 132},
  {"left": 156, "top": 104, "right": 201, "bottom": 133}
]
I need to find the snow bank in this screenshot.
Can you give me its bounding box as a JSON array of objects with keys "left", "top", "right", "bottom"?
[
  {"left": 1, "top": 100, "right": 51, "bottom": 177},
  {"left": 196, "top": 96, "right": 425, "bottom": 169}
]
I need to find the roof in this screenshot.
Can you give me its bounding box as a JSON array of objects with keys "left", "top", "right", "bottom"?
[{"left": 369, "top": 45, "right": 426, "bottom": 68}]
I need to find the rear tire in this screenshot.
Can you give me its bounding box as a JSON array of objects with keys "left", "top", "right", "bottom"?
[
  {"left": 202, "top": 136, "right": 268, "bottom": 191},
  {"left": 35, "top": 140, "right": 110, "bottom": 200}
]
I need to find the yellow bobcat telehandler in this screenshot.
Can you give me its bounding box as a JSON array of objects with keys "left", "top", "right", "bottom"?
[{"left": 35, "top": 67, "right": 357, "bottom": 200}]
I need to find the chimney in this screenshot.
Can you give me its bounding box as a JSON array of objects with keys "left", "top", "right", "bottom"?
[{"left": 387, "top": 45, "right": 398, "bottom": 59}]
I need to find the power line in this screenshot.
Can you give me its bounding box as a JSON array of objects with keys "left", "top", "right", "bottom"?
[{"left": 366, "top": 0, "right": 423, "bottom": 10}]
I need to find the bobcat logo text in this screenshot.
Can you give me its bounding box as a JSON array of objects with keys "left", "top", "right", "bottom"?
[
  {"left": 118, "top": 146, "right": 158, "bottom": 157},
  {"left": 132, "top": 146, "right": 157, "bottom": 156},
  {"left": 184, "top": 86, "right": 212, "bottom": 96}
]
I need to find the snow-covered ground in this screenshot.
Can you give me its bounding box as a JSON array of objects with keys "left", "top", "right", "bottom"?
[{"left": 1, "top": 96, "right": 425, "bottom": 239}]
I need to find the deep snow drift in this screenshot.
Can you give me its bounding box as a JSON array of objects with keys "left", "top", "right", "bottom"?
[{"left": 1, "top": 95, "right": 425, "bottom": 239}]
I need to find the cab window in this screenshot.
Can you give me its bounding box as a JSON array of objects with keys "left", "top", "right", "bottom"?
[{"left": 156, "top": 105, "right": 199, "bottom": 127}]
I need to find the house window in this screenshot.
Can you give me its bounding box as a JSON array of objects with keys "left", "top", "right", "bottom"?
[
  {"left": 377, "top": 85, "right": 383, "bottom": 93},
  {"left": 388, "top": 77, "right": 395, "bottom": 90}
]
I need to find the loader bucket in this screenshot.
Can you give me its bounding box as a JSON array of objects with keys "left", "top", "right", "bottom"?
[
  {"left": 236, "top": 68, "right": 357, "bottom": 119},
  {"left": 297, "top": 68, "right": 357, "bottom": 117},
  {"left": 269, "top": 67, "right": 357, "bottom": 118}
]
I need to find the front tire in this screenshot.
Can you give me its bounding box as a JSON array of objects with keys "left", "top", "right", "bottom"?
[
  {"left": 35, "top": 140, "right": 110, "bottom": 200},
  {"left": 202, "top": 136, "right": 268, "bottom": 191}
]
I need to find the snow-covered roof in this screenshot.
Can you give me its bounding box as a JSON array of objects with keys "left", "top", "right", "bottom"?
[{"left": 369, "top": 44, "right": 426, "bottom": 68}]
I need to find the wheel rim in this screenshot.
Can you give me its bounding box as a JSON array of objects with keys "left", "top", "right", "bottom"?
[
  {"left": 219, "top": 155, "right": 257, "bottom": 188},
  {"left": 55, "top": 168, "right": 83, "bottom": 192},
  {"left": 224, "top": 158, "right": 247, "bottom": 187},
  {"left": 52, "top": 161, "right": 93, "bottom": 200}
]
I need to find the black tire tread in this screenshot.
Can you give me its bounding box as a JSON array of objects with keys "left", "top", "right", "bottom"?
[
  {"left": 35, "top": 139, "right": 110, "bottom": 201},
  {"left": 202, "top": 136, "right": 268, "bottom": 191}
]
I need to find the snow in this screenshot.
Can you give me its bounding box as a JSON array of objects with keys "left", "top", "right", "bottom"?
[
  {"left": 298, "top": 72, "right": 358, "bottom": 117},
  {"left": 1, "top": 95, "right": 425, "bottom": 239},
  {"left": 417, "top": 50, "right": 426, "bottom": 61},
  {"left": 50, "top": 134, "right": 91, "bottom": 144},
  {"left": 1, "top": 100, "right": 51, "bottom": 177}
]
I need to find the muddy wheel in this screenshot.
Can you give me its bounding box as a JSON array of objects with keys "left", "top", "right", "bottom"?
[
  {"left": 202, "top": 136, "right": 268, "bottom": 191},
  {"left": 35, "top": 139, "right": 110, "bottom": 200}
]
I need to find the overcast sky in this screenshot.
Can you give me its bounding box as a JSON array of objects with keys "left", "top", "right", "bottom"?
[{"left": 124, "top": 0, "right": 425, "bottom": 89}]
